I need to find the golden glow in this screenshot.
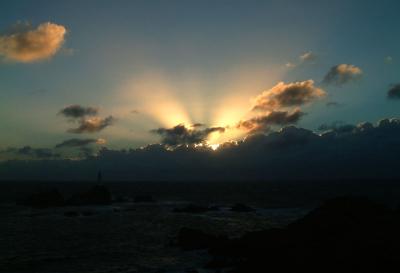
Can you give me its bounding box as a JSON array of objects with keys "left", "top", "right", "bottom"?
[
  {"left": 209, "top": 143, "right": 220, "bottom": 150},
  {"left": 113, "top": 65, "right": 285, "bottom": 145}
]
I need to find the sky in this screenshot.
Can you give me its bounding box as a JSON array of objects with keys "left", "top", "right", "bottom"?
[{"left": 1, "top": 0, "right": 400, "bottom": 170}]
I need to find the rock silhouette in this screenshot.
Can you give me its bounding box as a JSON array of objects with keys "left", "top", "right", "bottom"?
[{"left": 178, "top": 197, "right": 400, "bottom": 273}]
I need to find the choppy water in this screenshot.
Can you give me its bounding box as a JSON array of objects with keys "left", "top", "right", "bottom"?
[{"left": 0, "top": 201, "right": 308, "bottom": 273}]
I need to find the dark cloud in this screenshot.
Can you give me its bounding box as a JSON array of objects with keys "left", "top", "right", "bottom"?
[
  {"left": 3, "top": 146, "right": 60, "bottom": 159},
  {"left": 238, "top": 109, "right": 305, "bottom": 133},
  {"left": 3, "top": 117, "right": 400, "bottom": 180},
  {"left": 58, "top": 105, "right": 115, "bottom": 134},
  {"left": 317, "top": 121, "right": 355, "bottom": 133},
  {"left": 130, "top": 110, "right": 140, "bottom": 114},
  {"left": 152, "top": 124, "right": 225, "bottom": 146},
  {"left": 55, "top": 138, "right": 105, "bottom": 148},
  {"left": 59, "top": 105, "right": 98, "bottom": 119},
  {"left": 322, "top": 64, "right": 362, "bottom": 86},
  {"left": 253, "top": 80, "right": 325, "bottom": 111},
  {"left": 387, "top": 84, "right": 400, "bottom": 99},
  {"left": 67, "top": 116, "right": 115, "bottom": 134}
]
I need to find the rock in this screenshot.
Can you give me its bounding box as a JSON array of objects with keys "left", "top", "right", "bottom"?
[
  {"left": 203, "top": 197, "right": 400, "bottom": 273},
  {"left": 176, "top": 227, "right": 227, "bottom": 250},
  {"left": 173, "top": 204, "right": 219, "bottom": 214},
  {"left": 66, "top": 185, "right": 112, "bottom": 206},
  {"left": 230, "top": 203, "right": 255, "bottom": 212},
  {"left": 19, "top": 189, "right": 65, "bottom": 208}
]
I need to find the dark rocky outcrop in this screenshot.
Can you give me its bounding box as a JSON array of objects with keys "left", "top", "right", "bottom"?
[
  {"left": 176, "top": 227, "right": 228, "bottom": 250},
  {"left": 173, "top": 204, "right": 219, "bottom": 214},
  {"left": 179, "top": 196, "right": 400, "bottom": 273},
  {"left": 230, "top": 203, "right": 255, "bottom": 212}
]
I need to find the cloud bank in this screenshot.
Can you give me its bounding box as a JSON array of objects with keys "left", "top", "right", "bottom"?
[
  {"left": 2, "top": 117, "right": 400, "bottom": 180},
  {"left": 0, "top": 22, "right": 67, "bottom": 63}
]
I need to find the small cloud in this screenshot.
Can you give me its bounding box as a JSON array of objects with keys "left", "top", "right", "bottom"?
[
  {"left": 384, "top": 56, "right": 393, "bottom": 64},
  {"left": 299, "top": 51, "right": 317, "bottom": 64},
  {"left": 152, "top": 124, "right": 225, "bottom": 146},
  {"left": 322, "top": 64, "right": 362, "bottom": 86},
  {"left": 67, "top": 116, "right": 115, "bottom": 134},
  {"left": 58, "top": 105, "right": 115, "bottom": 134},
  {"left": 59, "top": 105, "right": 98, "bottom": 119},
  {"left": 130, "top": 109, "right": 140, "bottom": 114},
  {"left": 388, "top": 84, "right": 400, "bottom": 99},
  {"left": 238, "top": 109, "right": 305, "bottom": 133},
  {"left": 0, "top": 22, "right": 67, "bottom": 63},
  {"left": 55, "top": 138, "right": 106, "bottom": 148},
  {"left": 326, "top": 101, "right": 341, "bottom": 107},
  {"left": 285, "top": 51, "right": 317, "bottom": 69},
  {"left": 252, "top": 80, "right": 325, "bottom": 112},
  {"left": 285, "top": 62, "right": 296, "bottom": 69}
]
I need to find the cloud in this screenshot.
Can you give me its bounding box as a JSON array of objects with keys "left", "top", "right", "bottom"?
[
  {"left": 0, "top": 22, "right": 67, "bottom": 63},
  {"left": 3, "top": 146, "right": 60, "bottom": 159},
  {"left": 152, "top": 124, "right": 225, "bottom": 146},
  {"left": 130, "top": 109, "right": 140, "bottom": 114},
  {"left": 387, "top": 84, "right": 400, "bottom": 99},
  {"left": 322, "top": 64, "right": 362, "bottom": 86},
  {"left": 67, "top": 116, "right": 115, "bottom": 134},
  {"left": 58, "top": 105, "right": 115, "bottom": 134},
  {"left": 59, "top": 105, "right": 98, "bottom": 119},
  {"left": 55, "top": 138, "right": 106, "bottom": 148},
  {"left": 252, "top": 80, "right": 325, "bottom": 111},
  {"left": 285, "top": 51, "right": 317, "bottom": 69},
  {"left": 299, "top": 51, "right": 317, "bottom": 63},
  {"left": 238, "top": 109, "right": 305, "bottom": 133},
  {"left": 326, "top": 101, "right": 341, "bottom": 107},
  {"left": 4, "top": 117, "right": 400, "bottom": 180},
  {"left": 385, "top": 56, "right": 393, "bottom": 64}
]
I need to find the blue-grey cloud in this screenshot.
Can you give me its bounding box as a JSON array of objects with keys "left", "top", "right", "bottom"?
[{"left": 388, "top": 84, "right": 400, "bottom": 99}]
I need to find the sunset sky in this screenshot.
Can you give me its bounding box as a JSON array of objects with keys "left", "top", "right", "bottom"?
[{"left": 1, "top": 0, "right": 400, "bottom": 162}]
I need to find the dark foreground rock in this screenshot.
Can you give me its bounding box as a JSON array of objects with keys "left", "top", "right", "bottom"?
[
  {"left": 19, "top": 189, "right": 65, "bottom": 208},
  {"left": 179, "top": 196, "right": 400, "bottom": 273},
  {"left": 66, "top": 185, "right": 112, "bottom": 206},
  {"left": 173, "top": 204, "right": 219, "bottom": 214}
]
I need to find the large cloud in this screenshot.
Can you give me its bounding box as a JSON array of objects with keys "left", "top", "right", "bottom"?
[
  {"left": 322, "top": 64, "right": 362, "bottom": 86},
  {"left": 0, "top": 22, "right": 67, "bottom": 63},
  {"left": 387, "top": 84, "right": 400, "bottom": 99},
  {"left": 152, "top": 124, "right": 225, "bottom": 146},
  {"left": 238, "top": 109, "right": 305, "bottom": 133},
  {"left": 252, "top": 80, "right": 325, "bottom": 111},
  {"left": 3, "top": 117, "right": 400, "bottom": 180},
  {"left": 58, "top": 105, "right": 115, "bottom": 134}
]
